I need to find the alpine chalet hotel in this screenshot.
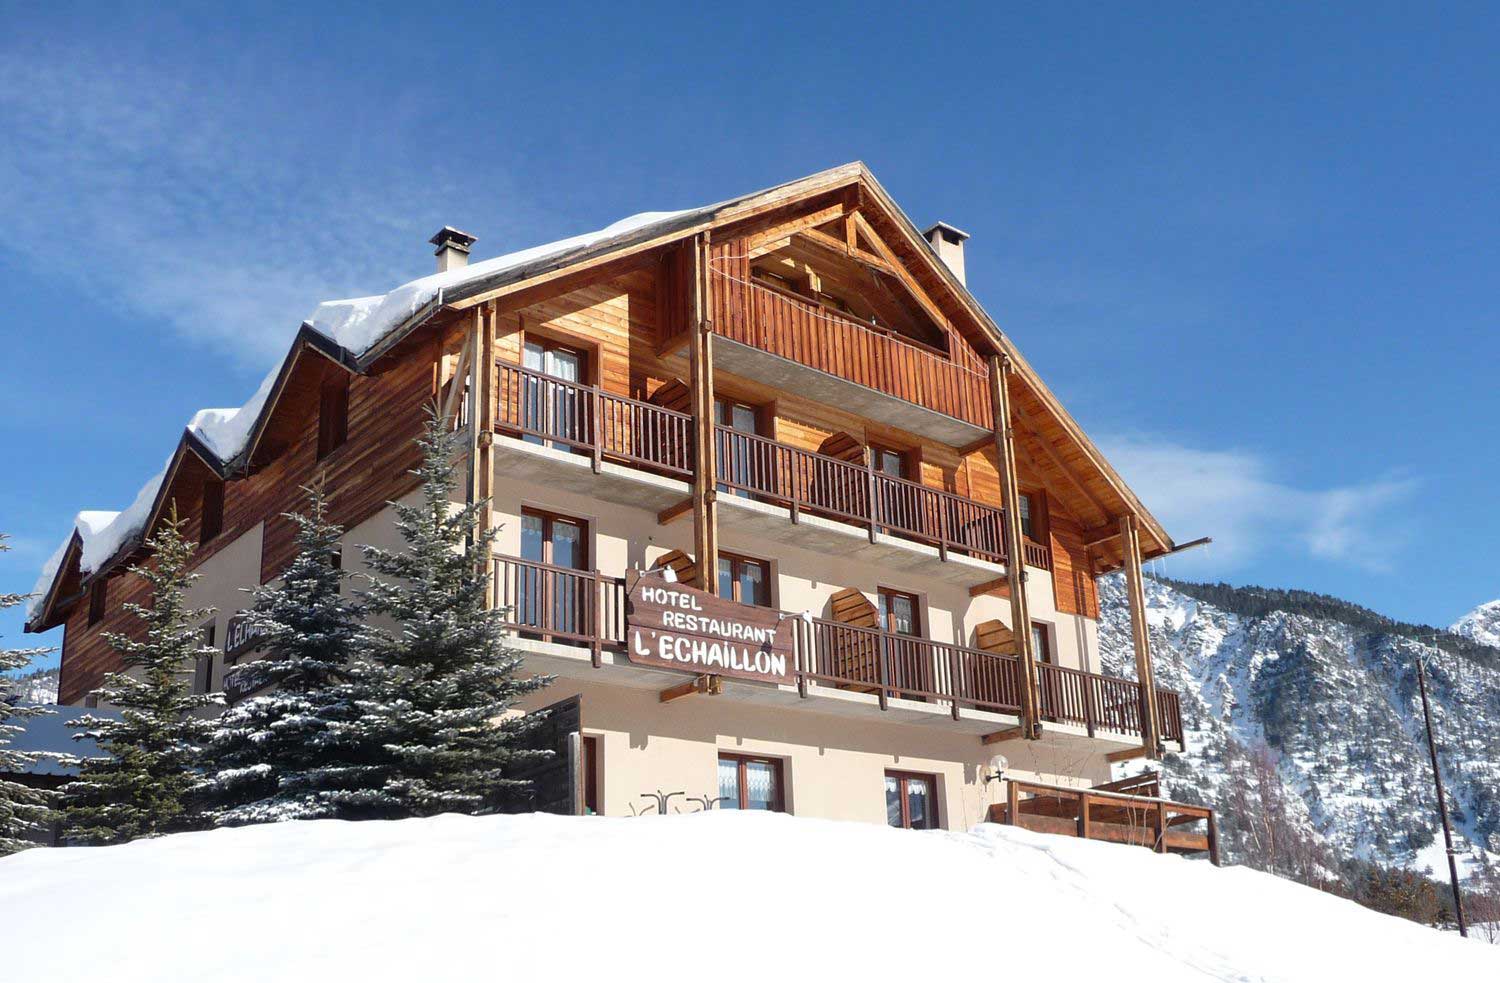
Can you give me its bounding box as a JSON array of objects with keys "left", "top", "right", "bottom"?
[{"left": 27, "top": 164, "right": 1217, "bottom": 858}]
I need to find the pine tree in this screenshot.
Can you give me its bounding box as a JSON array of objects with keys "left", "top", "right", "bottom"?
[
  {"left": 196, "top": 481, "right": 379, "bottom": 825},
  {"left": 62, "top": 511, "right": 219, "bottom": 844},
  {"left": 1, "top": 533, "right": 56, "bottom": 855},
  {"left": 348, "top": 405, "right": 552, "bottom": 817}
]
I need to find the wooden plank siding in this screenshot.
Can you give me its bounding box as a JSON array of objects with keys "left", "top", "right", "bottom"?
[{"left": 56, "top": 335, "right": 441, "bottom": 705}]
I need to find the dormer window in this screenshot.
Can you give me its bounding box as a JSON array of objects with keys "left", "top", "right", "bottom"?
[{"left": 317, "top": 377, "right": 350, "bottom": 461}]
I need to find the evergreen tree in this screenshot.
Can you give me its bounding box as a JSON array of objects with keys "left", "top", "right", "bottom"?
[
  {"left": 62, "top": 512, "right": 219, "bottom": 844},
  {"left": 197, "top": 481, "right": 377, "bottom": 825},
  {"left": 0, "top": 533, "right": 56, "bottom": 855},
  {"left": 348, "top": 405, "right": 552, "bottom": 817}
]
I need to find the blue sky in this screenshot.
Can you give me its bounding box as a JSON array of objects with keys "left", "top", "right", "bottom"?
[{"left": 3, "top": 2, "right": 1497, "bottom": 670}]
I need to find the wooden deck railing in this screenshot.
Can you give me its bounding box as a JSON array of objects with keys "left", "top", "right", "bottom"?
[
  {"left": 715, "top": 426, "right": 1035, "bottom": 567},
  {"left": 1036, "top": 660, "right": 1184, "bottom": 745},
  {"left": 491, "top": 555, "right": 627, "bottom": 667},
  {"left": 711, "top": 270, "right": 992, "bottom": 428},
  {"left": 495, "top": 361, "right": 695, "bottom": 478},
  {"left": 990, "top": 779, "right": 1219, "bottom": 864}
]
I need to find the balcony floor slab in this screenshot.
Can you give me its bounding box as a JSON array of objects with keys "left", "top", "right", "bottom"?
[{"left": 491, "top": 435, "right": 690, "bottom": 513}]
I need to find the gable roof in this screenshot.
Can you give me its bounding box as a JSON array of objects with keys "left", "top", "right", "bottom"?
[{"left": 27, "top": 162, "right": 1179, "bottom": 631}]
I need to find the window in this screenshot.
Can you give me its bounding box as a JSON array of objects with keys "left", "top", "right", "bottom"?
[
  {"left": 581, "top": 735, "right": 600, "bottom": 816},
  {"left": 714, "top": 397, "right": 762, "bottom": 497},
  {"left": 519, "top": 509, "right": 589, "bottom": 636},
  {"left": 886, "top": 771, "right": 938, "bottom": 830},
  {"left": 870, "top": 444, "right": 908, "bottom": 480},
  {"left": 317, "top": 377, "right": 350, "bottom": 461},
  {"left": 521, "top": 337, "right": 586, "bottom": 449},
  {"left": 192, "top": 622, "right": 216, "bottom": 695},
  {"left": 200, "top": 480, "right": 224, "bottom": 544},
  {"left": 87, "top": 579, "right": 108, "bottom": 627},
  {"left": 717, "top": 553, "right": 771, "bottom": 607},
  {"left": 718, "top": 753, "right": 784, "bottom": 812},
  {"left": 877, "top": 588, "right": 921, "bottom": 637},
  {"left": 83, "top": 692, "right": 99, "bottom": 709},
  {"left": 1018, "top": 493, "right": 1034, "bottom": 540},
  {"left": 1031, "top": 622, "right": 1053, "bottom": 665}
]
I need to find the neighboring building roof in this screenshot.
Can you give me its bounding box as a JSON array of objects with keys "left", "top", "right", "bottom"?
[
  {"left": 1, "top": 703, "right": 116, "bottom": 777},
  {"left": 27, "top": 162, "right": 1179, "bottom": 632}
]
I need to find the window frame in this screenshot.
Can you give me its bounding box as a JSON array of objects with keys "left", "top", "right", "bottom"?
[
  {"left": 868, "top": 442, "right": 913, "bottom": 481},
  {"left": 716, "top": 552, "right": 773, "bottom": 607},
  {"left": 192, "top": 620, "right": 217, "bottom": 695},
  {"left": 199, "top": 479, "right": 225, "bottom": 545},
  {"left": 717, "top": 752, "right": 786, "bottom": 813},
  {"left": 885, "top": 769, "right": 940, "bottom": 830},
  {"left": 1031, "top": 621, "right": 1054, "bottom": 665},
  {"left": 87, "top": 579, "right": 108, "bottom": 627},
  {"left": 581, "top": 734, "right": 601, "bottom": 816},
  {"left": 316, "top": 376, "right": 350, "bottom": 462},
  {"left": 519, "top": 507, "right": 591, "bottom": 571},
  {"left": 877, "top": 587, "right": 924, "bottom": 638}
]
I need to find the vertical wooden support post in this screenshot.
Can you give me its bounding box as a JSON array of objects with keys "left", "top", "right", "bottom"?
[
  {"left": 988, "top": 355, "right": 1040, "bottom": 739},
  {"left": 1154, "top": 800, "right": 1169, "bottom": 853},
  {"left": 1078, "top": 793, "right": 1092, "bottom": 841},
  {"left": 689, "top": 234, "right": 720, "bottom": 592},
  {"left": 1121, "top": 513, "right": 1162, "bottom": 756},
  {"left": 1206, "top": 810, "right": 1221, "bottom": 866},
  {"left": 1005, "top": 779, "right": 1020, "bottom": 825}
]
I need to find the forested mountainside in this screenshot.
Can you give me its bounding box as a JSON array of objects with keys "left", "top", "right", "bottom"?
[{"left": 1098, "top": 575, "right": 1500, "bottom": 900}]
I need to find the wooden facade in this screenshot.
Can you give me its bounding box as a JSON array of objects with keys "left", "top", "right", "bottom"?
[{"left": 36, "top": 163, "right": 1183, "bottom": 761}]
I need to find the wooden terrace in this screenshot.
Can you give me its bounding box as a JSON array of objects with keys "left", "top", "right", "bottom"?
[{"left": 989, "top": 774, "right": 1219, "bottom": 863}]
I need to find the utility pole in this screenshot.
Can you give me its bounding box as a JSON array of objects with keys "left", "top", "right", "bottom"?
[{"left": 1415, "top": 651, "right": 1467, "bottom": 937}]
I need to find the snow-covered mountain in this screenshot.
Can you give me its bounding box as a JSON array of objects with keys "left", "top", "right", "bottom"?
[
  {"left": 1099, "top": 577, "right": 1500, "bottom": 880},
  {"left": 1, "top": 666, "right": 58, "bottom": 704},
  {"left": 1454, "top": 600, "right": 1500, "bottom": 650}
]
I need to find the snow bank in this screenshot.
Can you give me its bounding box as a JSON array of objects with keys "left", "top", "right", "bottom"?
[{"left": 0, "top": 813, "right": 1490, "bottom": 982}]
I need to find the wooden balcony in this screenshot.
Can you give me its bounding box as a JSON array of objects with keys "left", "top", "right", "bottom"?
[
  {"left": 989, "top": 776, "right": 1219, "bottom": 864},
  {"left": 710, "top": 271, "right": 993, "bottom": 445},
  {"left": 490, "top": 554, "right": 1184, "bottom": 746},
  {"left": 493, "top": 360, "right": 1051, "bottom": 573}
]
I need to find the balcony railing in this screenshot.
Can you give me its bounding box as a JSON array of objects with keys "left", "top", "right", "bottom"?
[
  {"left": 711, "top": 270, "right": 993, "bottom": 429},
  {"left": 494, "top": 361, "right": 1052, "bottom": 570},
  {"left": 495, "top": 361, "right": 694, "bottom": 478},
  {"left": 491, "top": 553, "right": 1182, "bottom": 742}
]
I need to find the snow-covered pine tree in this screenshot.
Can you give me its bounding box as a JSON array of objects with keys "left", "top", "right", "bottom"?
[
  {"left": 349, "top": 405, "right": 552, "bottom": 817},
  {"left": 197, "top": 480, "right": 379, "bottom": 825},
  {"left": 0, "top": 533, "right": 56, "bottom": 855},
  {"left": 62, "top": 511, "right": 220, "bottom": 844}
]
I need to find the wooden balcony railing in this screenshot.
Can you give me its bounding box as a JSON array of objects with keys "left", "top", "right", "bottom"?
[
  {"left": 495, "top": 361, "right": 694, "bottom": 478},
  {"left": 710, "top": 270, "right": 993, "bottom": 429},
  {"left": 991, "top": 779, "right": 1218, "bottom": 864},
  {"left": 492, "top": 555, "right": 627, "bottom": 667},
  {"left": 489, "top": 552, "right": 1179, "bottom": 741},
  {"left": 715, "top": 426, "right": 1036, "bottom": 567},
  {"left": 492, "top": 362, "right": 1051, "bottom": 571},
  {"left": 1036, "top": 660, "right": 1184, "bottom": 744}
]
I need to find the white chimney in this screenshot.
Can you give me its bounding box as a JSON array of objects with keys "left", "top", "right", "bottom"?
[
  {"left": 429, "top": 226, "right": 477, "bottom": 273},
  {"left": 922, "top": 222, "right": 970, "bottom": 285}
]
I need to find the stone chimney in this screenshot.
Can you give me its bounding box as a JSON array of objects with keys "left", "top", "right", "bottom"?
[
  {"left": 429, "top": 226, "right": 477, "bottom": 273},
  {"left": 922, "top": 222, "right": 969, "bottom": 285}
]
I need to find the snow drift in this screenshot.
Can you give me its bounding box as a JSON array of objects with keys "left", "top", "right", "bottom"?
[{"left": 1, "top": 813, "right": 1491, "bottom": 982}]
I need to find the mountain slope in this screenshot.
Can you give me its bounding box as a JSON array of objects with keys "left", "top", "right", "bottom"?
[
  {"left": 1098, "top": 576, "right": 1500, "bottom": 877},
  {"left": 1454, "top": 600, "right": 1500, "bottom": 649},
  {"left": 1, "top": 812, "right": 1493, "bottom": 981},
  {"left": 1, "top": 666, "right": 58, "bottom": 704}
]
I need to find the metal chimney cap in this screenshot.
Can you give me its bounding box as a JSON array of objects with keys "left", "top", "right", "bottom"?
[
  {"left": 922, "top": 221, "right": 970, "bottom": 243},
  {"left": 429, "top": 226, "right": 478, "bottom": 252}
]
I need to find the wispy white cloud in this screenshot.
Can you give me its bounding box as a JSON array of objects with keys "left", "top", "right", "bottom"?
[
  {"left": 0, "top": 46, "right": 531, "bottom": 365},
  {"left": 1098, "top": 433, "right": 1419, "bottom": 576}
]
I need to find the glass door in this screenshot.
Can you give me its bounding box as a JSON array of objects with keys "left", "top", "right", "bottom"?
[
  {"left": 885, "top": 771, "right": 937, "bottom": 830},
  {"left": 519, "top": 509, "right": 588, "bottom": 638},
  {"left": 715, "top": 397, "right": 760, "bottom": 497},
  {"left": 878, "top": 588, "right": 930, "bottom": 697},
  {"left": 522, "top": 339, "right": 585, "bottom": 450}
]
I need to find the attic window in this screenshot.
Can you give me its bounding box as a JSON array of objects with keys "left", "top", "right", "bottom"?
[
  {"left": 200, "top": 480, "right": 224, "bottom": 544},
  {"left": 87, "top": 579, "right": 108, "bottom": 627},
  {"left": 317, "top": 377, "right": 350, "bottom": 461}
]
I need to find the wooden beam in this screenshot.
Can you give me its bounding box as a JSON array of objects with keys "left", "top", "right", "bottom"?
[
  {"left": 968, "top": 575, "right": 1009, "bottom": 598},
  {"left": 475, "top": 303, "right": 497, "bottom": 548},
  {"left": 1106, "top": 746, "right": 1149, "bottom": 763},
  {"left": 796, "top": 226, "right": 890, "bottom": 271},
  {"left": 981, "top": 726, "right": 1027, "bottom": 745},
  {"left": 1010, "top": 398, "right": 1113, "bottom": 526},
  {"left": 1081, "top": 524, "right": 1122, "bottom": 547},
  {"left": 852, "top": 211, "right": 952, "bottom": 331},
  {"left": 1121, "top": 513, "right": 1162, "bottom": 757},
  {"left": 656, "top": 497, "right": 694, "bottom": 525},
  {"left": 440, "top": 342, "right": 471, "bottom": 429},
  {"left": 659, "top": 673, "right": 723, "bottom": 703},
  {"left": 989, "top": 356, "right": 1041, "bottom": 739},
  {"left": 689, "top": 233, "right": 720, "bottom": 591},
  {"left": 745, "top": 203, "right": 847, "bottom": 258}
]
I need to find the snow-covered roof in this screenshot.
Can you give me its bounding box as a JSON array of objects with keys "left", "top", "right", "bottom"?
[{"left": 25, "top": 203, "right": 714, "bottom": 624}]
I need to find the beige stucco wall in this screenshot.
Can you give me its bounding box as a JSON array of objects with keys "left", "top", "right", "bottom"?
[
  {"left": 180, "top": 521, "right": 265, "bottom": 693},
  {"left": 518, "top": 675, "right": 1114, "bottom": 826}
]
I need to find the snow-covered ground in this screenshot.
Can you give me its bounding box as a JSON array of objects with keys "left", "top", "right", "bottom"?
[{"left": 1, "top": 813, "right": 1492, "bottom": 981}]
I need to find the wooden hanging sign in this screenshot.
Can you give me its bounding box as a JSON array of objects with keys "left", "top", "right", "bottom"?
[{"left": 626, "top": 571, "right": 794, "bottom": 684}]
